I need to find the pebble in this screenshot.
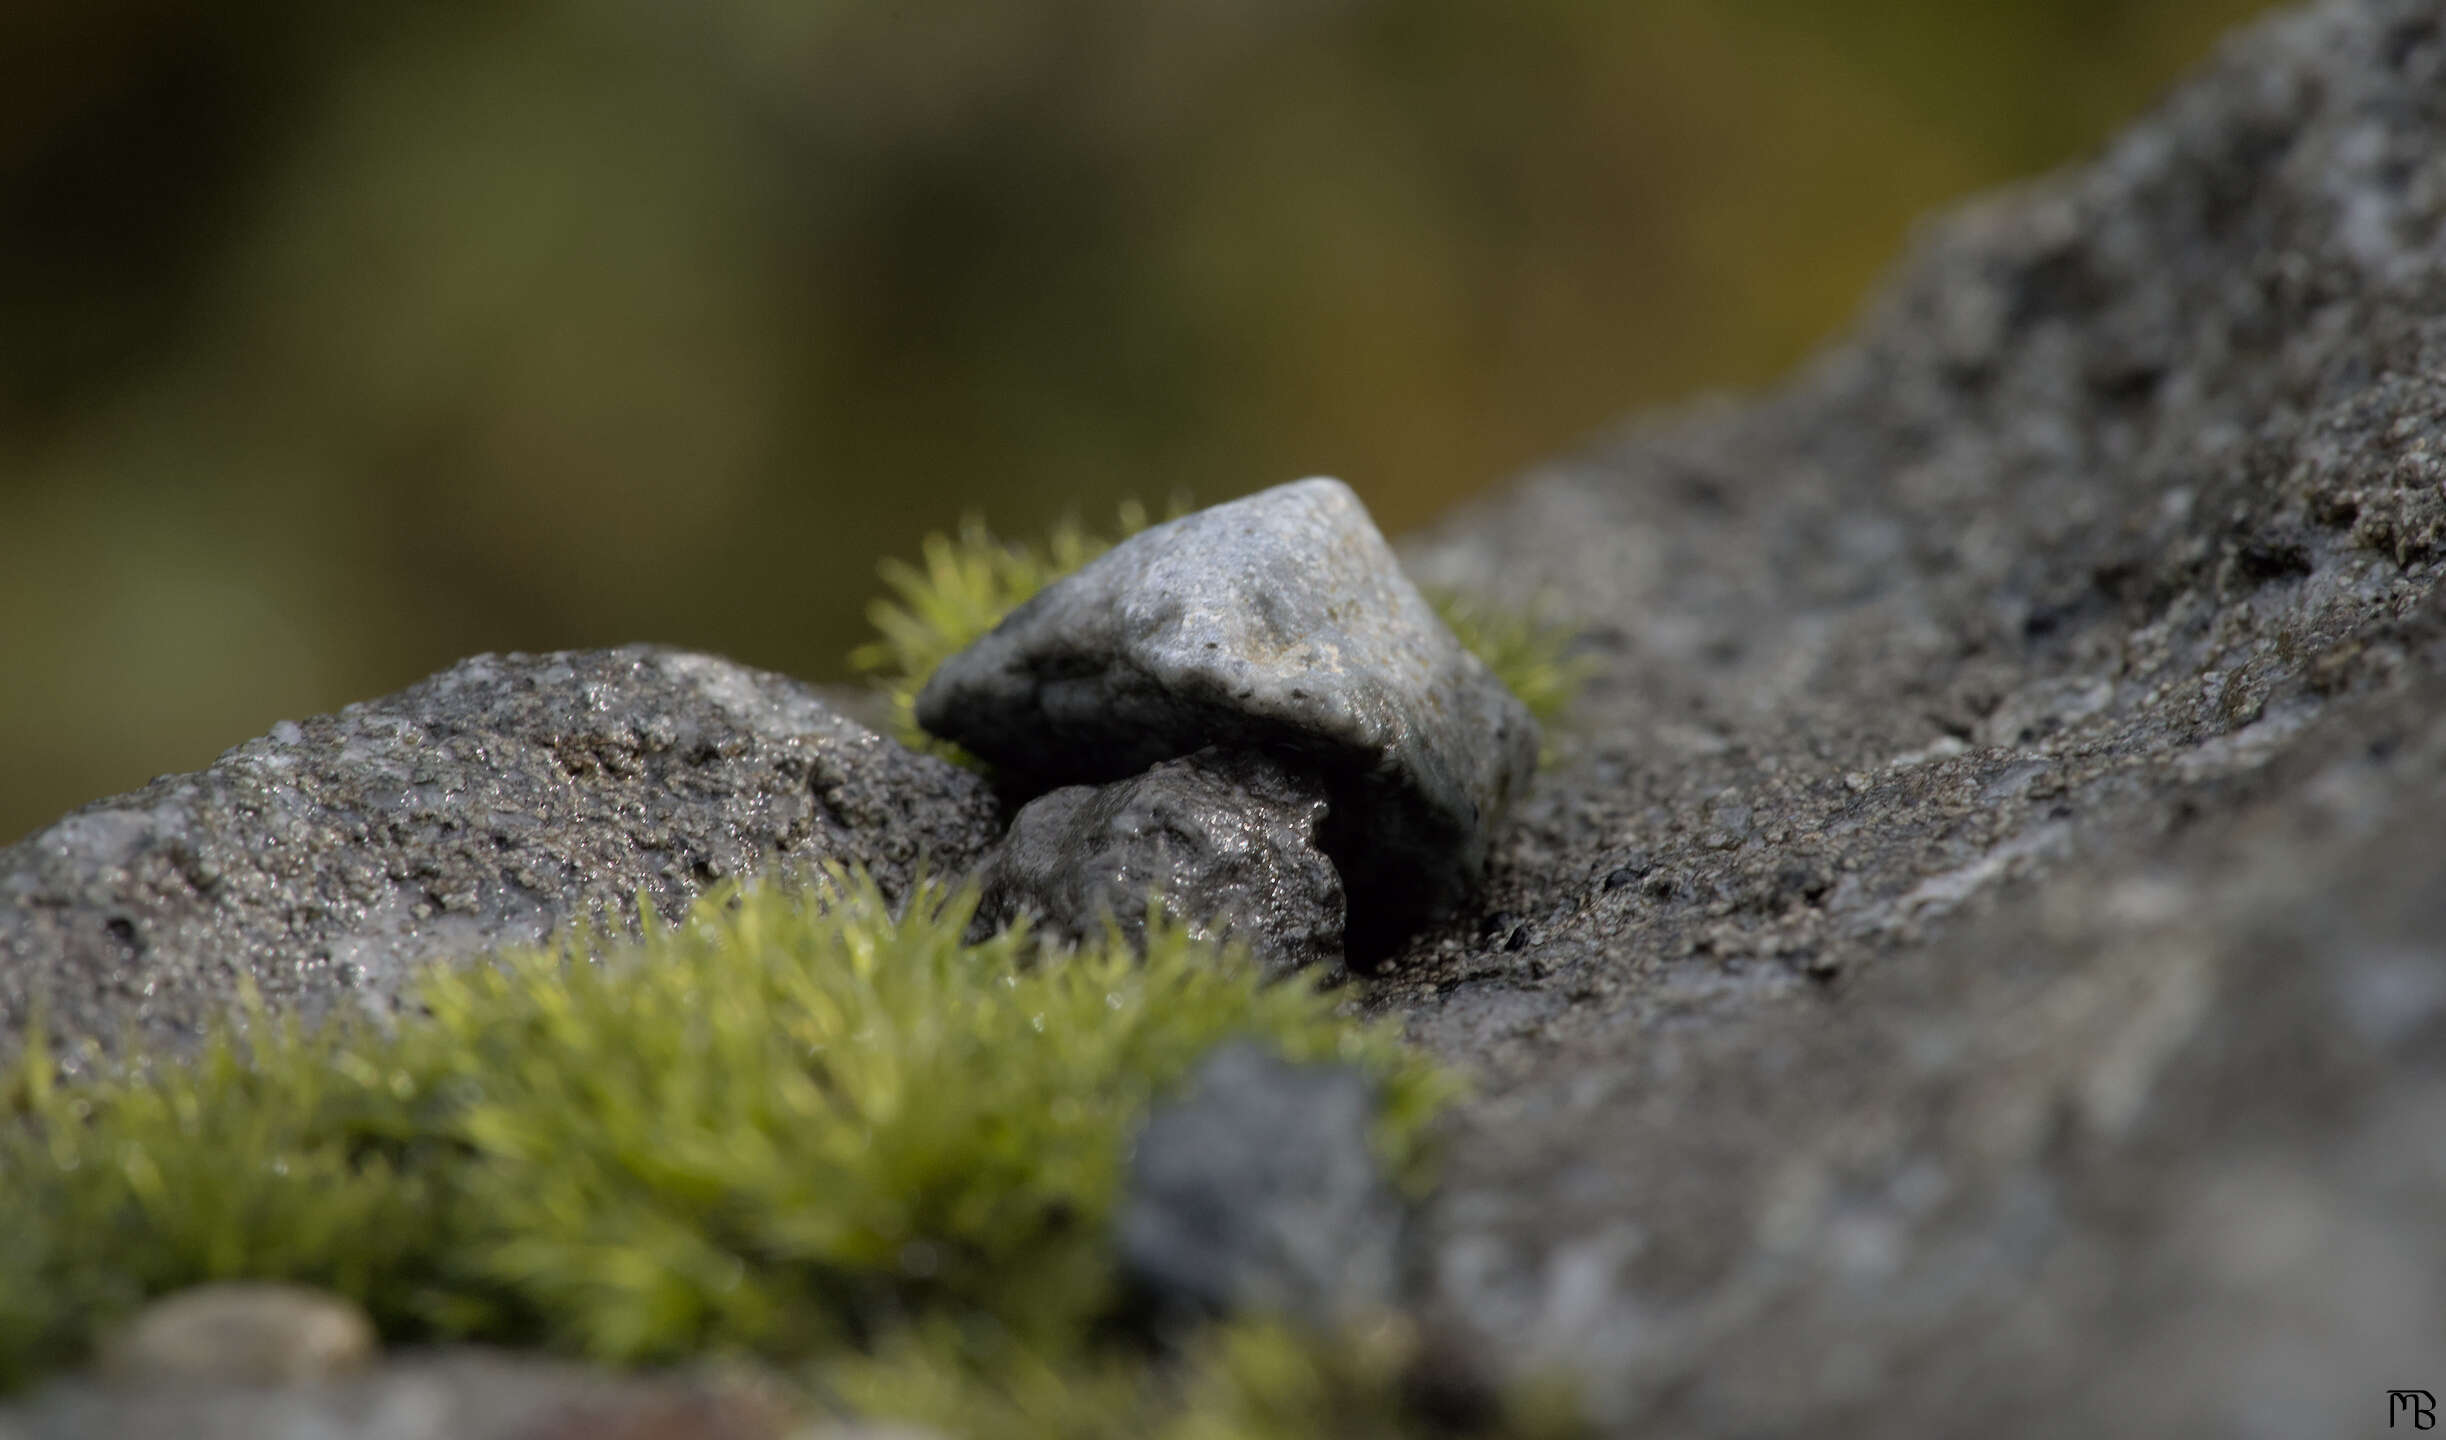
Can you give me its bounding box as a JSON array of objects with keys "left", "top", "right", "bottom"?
[
  {"left": 1116, "top": 1041, "right": 1406, "bottom": 1329},
  {"left": 918, "top": 478, "right": 1537, "bottom": 955},
  {"left": 98, "top": 1282, "right": 376, "bottom": 1387},
  {"left": 970, "top": 749, "right": 1346, "bottom": 977}
]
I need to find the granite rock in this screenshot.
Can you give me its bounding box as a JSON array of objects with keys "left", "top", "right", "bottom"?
[
  {"left": 0, "top": 646, "right": 1002, "bottom": 1060},
  {"left": 917, "top": 478, "right": 1538, "bottom": 956},
  {"left": 1117, "top": 1041, "right": 1406, "bottom": 1330},
  {"left": 970, "top": 748, "right": 1346, "bottom": 978}
]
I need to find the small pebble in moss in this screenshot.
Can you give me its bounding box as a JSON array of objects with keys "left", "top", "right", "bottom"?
[
  {"left": 1118, "top": 1041, "right": 1406, "bottom": 1330},
  {"left": 98, "top": 1282, "right": 376, "bottom": 1388}
]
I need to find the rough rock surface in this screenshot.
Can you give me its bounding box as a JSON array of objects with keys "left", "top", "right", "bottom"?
[
  {"left": 0, "top": 646, "right": 1002, "bottom": 1060},
  {"left": 1378, "top": 1, "right": 2446, "bottom": 1433},
  {"left": 970, "top": 748, "right": 1346, "bottom": 977},
  {"left": 918, "top": 477, "right": 1539, "bottom": 954},
  {"left": 1118, "top": 1041, "right": 1406, "bottom": 1329}
]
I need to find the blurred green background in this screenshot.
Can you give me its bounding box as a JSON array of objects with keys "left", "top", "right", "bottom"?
[{"left": 1, "top": 0, "right": 2274, "bottom": 843}]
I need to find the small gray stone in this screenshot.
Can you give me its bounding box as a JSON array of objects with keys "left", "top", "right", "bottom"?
[
  {"left": 971, "top": 749, "right": 1345, "bottom": 978},
  {"left": 99, "top": 1282, "right": 376, "bottom": 1387},
  {"left": 917, "top": 478, "right": 1538, "bottom": 954},
  {"left": 1118, "top": 1041, "right": 1406, "bottom": 1329}
]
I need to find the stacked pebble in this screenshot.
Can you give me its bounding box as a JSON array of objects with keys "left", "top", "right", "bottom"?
[{"left": 923, "top": 477, "right": 1539, "bottom": 971}]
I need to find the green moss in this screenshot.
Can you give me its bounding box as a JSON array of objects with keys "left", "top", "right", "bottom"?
[
  {"left": 852, "top": 505, "right": 1587, "bottom": 758},
  {"left": 0, "top": 876, "right": 1451, "bottom": 1392},
  {"left": 826, "top": 1313, "right": 1587, "bottom": 1440},
  {"left": 1419, "top": 586, "right": 1592, "bottom": 734},
  {"left": 850, "top": 505, "right": 1155, "bottom": 764}
]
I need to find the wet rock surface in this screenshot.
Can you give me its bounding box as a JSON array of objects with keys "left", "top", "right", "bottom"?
[
  {"left": 1381, "top": 1, "right": 2446, "bottom": 1433},
  {"left": 0, "top": 645, "right": 1002, "bottom": 1060},
  {"left": 971, "top": 749, "right": 1346, "bottom": 978},
  {"left": 1118, "top": 1041, "right": 1406, "bottom": 1330},
  {"left": 920, "top": 477, "right": 1539, "bottom": 953}
]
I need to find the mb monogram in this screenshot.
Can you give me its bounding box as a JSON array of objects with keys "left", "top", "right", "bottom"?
[{"left": 2393, "top": 1390, "right": 2437, "bottom": 1430}]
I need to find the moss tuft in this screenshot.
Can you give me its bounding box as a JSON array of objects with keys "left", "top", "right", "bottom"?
[
  {"left": 0, "top": 874, "right": 1452, "bottom": 1397},
  {"left": 1421, "top": 586, "right": 1591, "bottom": 730},
  {"left": 852, "top": 505, "right": 1586, "bottom": 757},
  {"left": 850, "top": 505, "right": 1155, "bottom": 764},
  {"left": 825, "top": 1312, "right": 1589, "bottom": 1439}
]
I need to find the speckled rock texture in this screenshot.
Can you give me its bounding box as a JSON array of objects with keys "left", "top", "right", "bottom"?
[
  {"left": 1378, "top": 1, "right": 2446, "bottom": 1434},
  {"left": 0, "top": 646, "right": 1002, "bottom": 1061},
  {"left": 1118, "top": 1042, "right": 1405, "bottom": 1329},
  {"left": 970, "top": 749, "right": 1346, "bottom": 977},
  {"left": 918, "top": 477, "right": 1539, "bottom": 955}
]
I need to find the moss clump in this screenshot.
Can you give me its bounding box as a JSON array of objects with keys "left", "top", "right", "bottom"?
[
  {"left": 853, "top": 504, "right": 1586, "bottom": 759},
  {"left": 826, "top": 1312, "right": 1586, "bottom": 1440},
  {"left": 851, "top": 505, "right": 1155, "bottom": 763},
  {"left": 0, "top": 875, "right": 1450, "bottom": 1394},
  {"left": 1421, "top": 587, "right": 1592, "bottom": 733}
]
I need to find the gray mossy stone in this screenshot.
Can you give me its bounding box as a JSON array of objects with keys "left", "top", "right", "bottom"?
[
  {"left": 970, "top": 748, "right": 1346, "bottom": 979},
  {"left": 0, "top": 645, "right": 1003, "bottom": 1062},
  {"left": 1117, "top": 1040, "right": 1406, "bottom": 1330},
  {"left": 917, "top": 477, "right": 1538, "bottom": 955}
]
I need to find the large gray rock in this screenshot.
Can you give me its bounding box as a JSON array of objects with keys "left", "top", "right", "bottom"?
[
  {"left": 971, "top": 749, "right": 1346, "bottom": 978},
  {"left": 919, "top": 477, "right": 1538, "bottom": 955},
  {"left": 0, "top": 646, "right": 1002, "bottom": 1060},
  {"left": 1118, "top": 1041, "right": 1406, "bottom": 1329},
  {"left": 1379, "top": 1, "right": 2446, "bottom": 1434}
]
